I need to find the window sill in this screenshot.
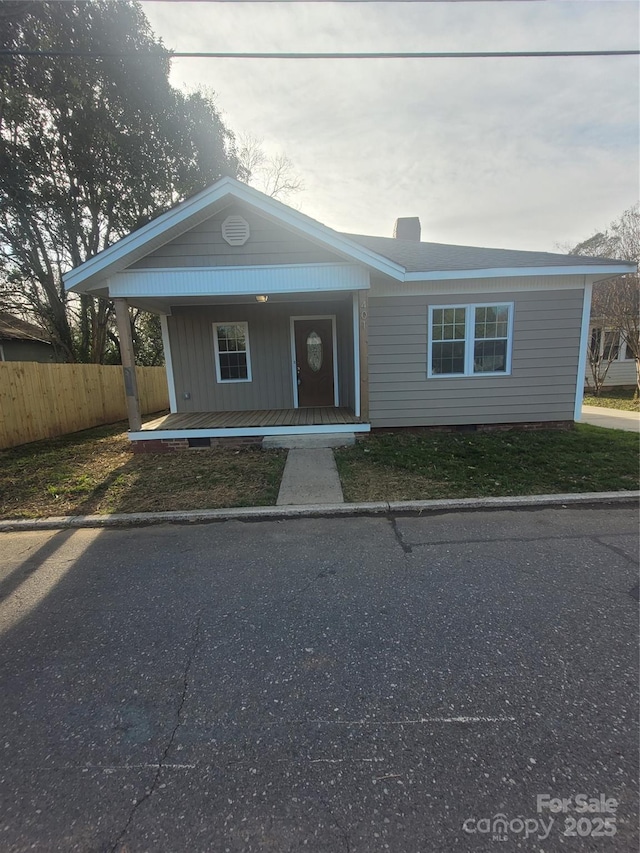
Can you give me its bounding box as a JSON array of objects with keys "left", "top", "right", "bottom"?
[{"left": 428, "top": 371, "right": 511, "bottom": 379}]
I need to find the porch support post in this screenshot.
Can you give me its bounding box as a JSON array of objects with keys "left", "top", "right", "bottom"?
[
  {"left": 358, "top": 290, "right": 369, "bottom": 421},
  {"left": 114, "top": 298, "right": 142, "bottom": 432}
]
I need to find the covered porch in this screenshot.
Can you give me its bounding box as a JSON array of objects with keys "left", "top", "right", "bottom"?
[{"left": 113, "top": 278, "right": 370, "bottom": 444}]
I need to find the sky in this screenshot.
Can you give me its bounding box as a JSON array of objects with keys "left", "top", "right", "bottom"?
[{"left": 141, "top": 0, "right": 639, "bottom": 253}]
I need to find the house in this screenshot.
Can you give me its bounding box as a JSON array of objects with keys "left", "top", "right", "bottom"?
[
  {"left": 0, "top": 312, "right": 56, "bottom": 363},
  {"left": 63, "top": 177, "right": 636, "bottom": 450},
  {"left": 585, "top": 324, "right": 638, "bottom": 390}
]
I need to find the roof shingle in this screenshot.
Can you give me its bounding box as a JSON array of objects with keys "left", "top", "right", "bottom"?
[
  {"left": 0, "top": 312, "right": 51, "bottom": 343},
  {"left": 340, "top": 233, "right": 628, "bottom": 273}
]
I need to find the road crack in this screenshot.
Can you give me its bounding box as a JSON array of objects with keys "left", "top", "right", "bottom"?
[
  {"left": 316, "top": 787, "right": 352, "bottom": 853},
  {"left": 591, "top": 535, "right": 639, "bottom": 567},
  {"left": 388, "top": 515, "right": 412, "bottom": 554},
  {"left": 109, "top": 616, "right": 201, "bottom": 852}
]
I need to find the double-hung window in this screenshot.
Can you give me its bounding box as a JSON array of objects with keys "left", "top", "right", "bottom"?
[
  {"left": 213, "top": 322, "right": 252, "bottom": 383},
  {"left": 428, "top": 304, "right": 513, "bottom": 377}
]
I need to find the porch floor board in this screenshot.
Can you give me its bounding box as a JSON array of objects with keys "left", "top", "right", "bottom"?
[{"left": 141, "top": 407, "right": 360, "bottom": 432}]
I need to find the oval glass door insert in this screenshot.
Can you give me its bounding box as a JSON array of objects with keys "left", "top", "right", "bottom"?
[{"left": 306, "top": 331, "right": 323, "bottom": 372}]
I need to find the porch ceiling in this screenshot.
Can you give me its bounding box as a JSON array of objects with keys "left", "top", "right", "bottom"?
[{"left": 125, "top": 290, "right": 356, "bottom": 313}]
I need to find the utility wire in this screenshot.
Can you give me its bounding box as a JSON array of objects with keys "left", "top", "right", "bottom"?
[
  {"left": 1, "top": 49, "right": 638, "bottom": 59},
  {"left": 138, "top": 0, "right": 549, "bottom": 3}
]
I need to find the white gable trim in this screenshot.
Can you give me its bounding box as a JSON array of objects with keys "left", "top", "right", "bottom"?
[
  {"left": 107, "top": 263, "right": 369, "bottom": 298},
  {"left": 371, "top": 271, "right": 621, "bottom": 297},
  {"left": 403, "top": 264, "right": 634, "bottom": 282},
  {"left": 63, "top": 178, "right": 404, "bottom": 292}
]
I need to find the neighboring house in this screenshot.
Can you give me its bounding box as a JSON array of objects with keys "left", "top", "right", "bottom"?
[
  {"left": 0, "top": 312, "right": 55, "bottom": 363},
  {"left": 63, "top": 178, "right": 636, "bottom": 450},
  {"left": 585, "top": 324, "right": 637, "bottom": 389}
]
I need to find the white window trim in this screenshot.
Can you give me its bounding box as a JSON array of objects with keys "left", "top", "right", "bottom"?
[
  {"left": 213, "top": 321, "right": 253, "bottom": 384},
  {"left": 427, "top": 302, "right": 514, "bottom": 379}
]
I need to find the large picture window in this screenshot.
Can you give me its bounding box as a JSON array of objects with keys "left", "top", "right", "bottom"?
[
  {"left": 428, "top": 303, "right": 513, "bottom": 377},
  {"left": 213, "top": 322, "right": 252, "bottom": 383}
]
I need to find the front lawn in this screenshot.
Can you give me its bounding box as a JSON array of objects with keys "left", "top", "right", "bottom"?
[
  {"left": 0, "top": 421, "right": 286, "bottom": 519},
  {"left": 584, "top": 387, "right": 639, "bottom": 412},
  {"left": 335, "top": 425, "right": 639, "bottom": 502}
]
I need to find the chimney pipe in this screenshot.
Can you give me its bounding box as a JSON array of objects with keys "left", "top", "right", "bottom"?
[{"left": 393, "top": 217, "right": 421, "bottom": 241}]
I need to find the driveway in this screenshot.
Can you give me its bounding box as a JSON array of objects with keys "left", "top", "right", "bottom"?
[
  {"left": 0, "top": 508, "right": 638, "bottom": 852},
  {"left": 581, "top": 404, "right": 640, "bottom": 432}
]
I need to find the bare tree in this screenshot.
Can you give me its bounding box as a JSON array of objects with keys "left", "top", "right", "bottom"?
[
  {"left": 237, "top": 134, "right": 304, "bottom": 201},
  {"left": 586, "top": 326, "right": 623, "bottom": 396},
  {"left": 570, "top": 204, "right": 639, "bottom": 397}
]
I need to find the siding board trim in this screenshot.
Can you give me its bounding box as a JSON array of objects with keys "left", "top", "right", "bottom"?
[
  {"left": 352, "top": 292, "right": 361, "bottom": 418},
  {"left": 574, "top": 280, "right": 592, "bottom": 421}
]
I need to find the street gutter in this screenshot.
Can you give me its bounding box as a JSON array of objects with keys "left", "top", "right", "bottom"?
[{"left": 0, "top": 491, "right": 638, "bottom": 532}]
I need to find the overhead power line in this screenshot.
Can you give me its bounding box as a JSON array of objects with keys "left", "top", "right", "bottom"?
[
  {"left": 138, "top": 0, "right": 548, "bottom": 4},
  {"left": 138, "top": 0, "right": 548, "bottom": 3},
  {"left": 1, "top": 49, "right": 638, "bottom": 59}
]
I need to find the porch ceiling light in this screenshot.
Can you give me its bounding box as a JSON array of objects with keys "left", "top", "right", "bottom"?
[{"left": 255, "top": 295, "right": 268, "bottom": 303}]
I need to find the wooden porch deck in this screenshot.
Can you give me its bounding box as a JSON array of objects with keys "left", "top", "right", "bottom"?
[{"left": 142, "top": 407, "right": 360, "bottom": 432}]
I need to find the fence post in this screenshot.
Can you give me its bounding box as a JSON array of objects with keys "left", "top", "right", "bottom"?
[{"left": 114, "top": 298, "right": 142, "bottom": 432}]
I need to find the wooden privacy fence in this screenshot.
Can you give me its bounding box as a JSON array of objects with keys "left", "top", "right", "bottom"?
[{"left": 0, "top": 362, "right": 169, "bottom": 449}]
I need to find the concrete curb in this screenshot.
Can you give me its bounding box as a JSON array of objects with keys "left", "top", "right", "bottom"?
[{"left": 0, "top": 491, "right": 638, "bottom": 532}]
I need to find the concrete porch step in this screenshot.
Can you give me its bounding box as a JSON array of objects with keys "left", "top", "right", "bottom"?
[{"left": 262, "top": 432, "right": 355, "bottom": 449}]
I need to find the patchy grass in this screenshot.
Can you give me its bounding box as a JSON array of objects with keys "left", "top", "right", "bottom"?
[
  {"left": 584, "top": 387, "right": 639, "bottom": 412},
  {"left": 0, "top": 421, "right": 286, "bottom": 519},
  {"left": 335, "top": 425, "right": 639, "bottom": 502}
]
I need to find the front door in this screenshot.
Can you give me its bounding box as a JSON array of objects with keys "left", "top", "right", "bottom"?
[{"left": 293, "top": 318, "right": 335, "bottom": 407}]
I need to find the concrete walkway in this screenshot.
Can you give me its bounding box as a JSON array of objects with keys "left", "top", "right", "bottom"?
[
  {"left": 276, "top": 448, "right": 344, "bottom": 505},
  {"left": 581, "top": 404, "right": 640, "bottom": 432}
]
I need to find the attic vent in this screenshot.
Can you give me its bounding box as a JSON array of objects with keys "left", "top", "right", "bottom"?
[{"left": 221, "top": 215, "right": 250, "bottom": 246}]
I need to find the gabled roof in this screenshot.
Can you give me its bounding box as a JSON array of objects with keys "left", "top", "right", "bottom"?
[
  {"left": 0, "top": 312, "right": 51, "bottom": 343},
  {"left": 63, "top": 176, "right": 637, "bottom": 293},
  {"left": 63, "top": 177, "right": 405, "bottom": 293}
]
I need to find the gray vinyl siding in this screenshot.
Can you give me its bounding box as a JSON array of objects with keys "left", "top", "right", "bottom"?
[
  {"left": 368, "top": 286, "right": 584, "bottom": 427},
  {"left": 132, "top": 203, "right": 341, "bottom": 269},
  {"left": 167, "top": 299, "right": 355, "bottom": 413}
]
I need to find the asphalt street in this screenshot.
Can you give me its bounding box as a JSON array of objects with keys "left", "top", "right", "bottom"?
[{"left": 0, "top": 506, "right": 637, "bottom": 852}]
